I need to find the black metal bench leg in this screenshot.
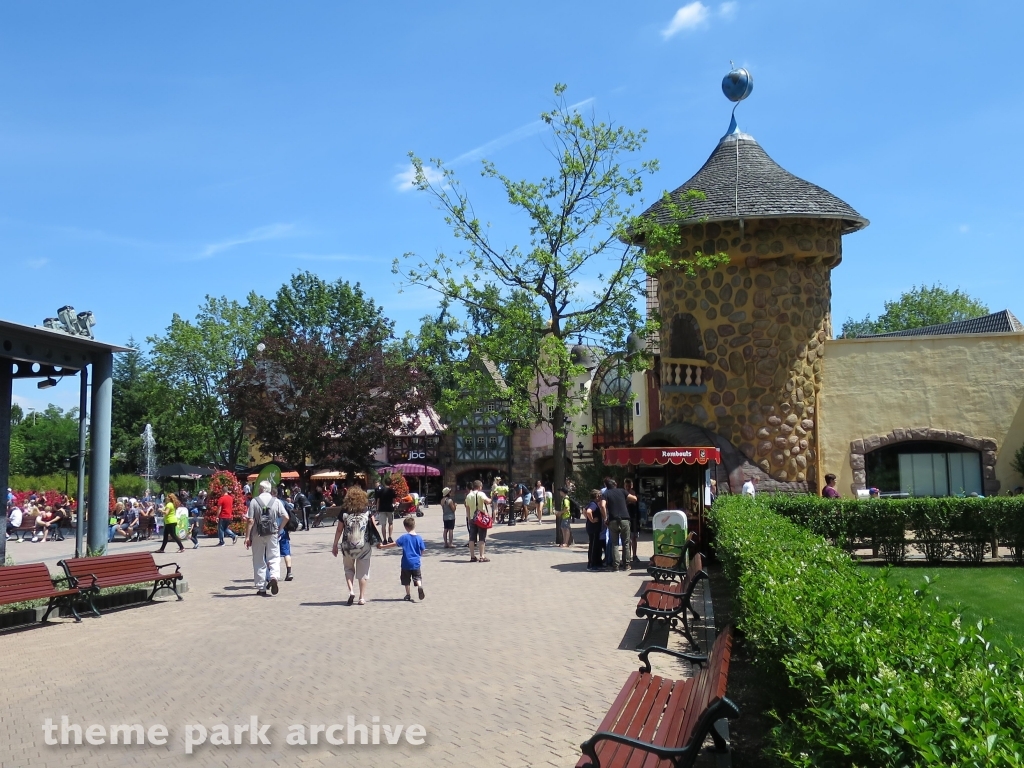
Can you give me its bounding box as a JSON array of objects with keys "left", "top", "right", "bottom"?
[
  {"left": 709, "top": 719, "right": 729, "bottom": 752},
  {"left": 41, "top": 598, "right": 58, "bottom": 623},
  {"left": 87, "top": 593, "right": 102, "bottom": 618}
]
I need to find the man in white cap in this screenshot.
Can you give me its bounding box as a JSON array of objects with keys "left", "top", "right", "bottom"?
[{"left": 245, "top": 480, "right": 289, "bottom": 596}]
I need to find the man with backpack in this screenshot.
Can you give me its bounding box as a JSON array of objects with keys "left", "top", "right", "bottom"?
[
  {"left": 244, "top": 480, "right": 290, "bottom": 596},
  {"left": 464, "top": 480, "right": 492, "bottom": 562}
]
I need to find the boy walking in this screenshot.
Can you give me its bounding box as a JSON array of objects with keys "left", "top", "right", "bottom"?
[{"left": 378, "top": 516, "right": 426, "bottom": 602}]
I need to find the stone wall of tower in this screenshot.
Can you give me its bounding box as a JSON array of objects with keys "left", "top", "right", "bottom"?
[{"left": 657, "top": 217, "right": 843, "bottom": 491}]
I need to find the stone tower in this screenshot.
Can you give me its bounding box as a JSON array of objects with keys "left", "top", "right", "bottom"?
[{"left": 640, "top": 120, "right": 868, "bottom": 493}]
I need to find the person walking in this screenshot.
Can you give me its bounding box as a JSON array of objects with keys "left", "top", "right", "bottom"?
[
  {"left": 375, "top": 480, "right": 396, "bottom": 544},
  {"left": 584, "top": 489, "right": 604, "bottom": 570},
  {"left": 216, "top": 487, "right": 237, "bottom": 545},
  {"left": 464, "top": 480, "right": 492, "bottom": 562},
  {"left": 599, "top": 478, "right": 636, "bottom": 571},
  {"left": 332, "top": 486, "right": 373, "bottom": 605},
  {"left": 377, "top": 515, "right": 426, "bottom": 602},
  {"left": 280, "top": 504, "right": 298, "bottom": 581},
  {"left": 244, "top": 480, "right": 289, "bottom": 596},
  {"left": 293, "top": 485, "right": 310, "bottom": 531},
  {"left": 532, "top": 481, "right": 546, "bottom": 522},
  {"left": 155, "top": 493, "right": 185, "bottom": 554},
  {"left": 440, "top": 486, "right": 457, "bottom": 548}
]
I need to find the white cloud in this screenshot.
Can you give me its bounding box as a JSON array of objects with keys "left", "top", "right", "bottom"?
[
  {"left": 395, "top": 97, "right": 595, "bottom": 192},
  {"left": 662, "top": 2, "right": 710, "bottom": 38},
  {"left": 26, "top": 258, "right": 49, "bottom": 269},
  {"left": 394, "top": 164, "right": 445, "bottom": 192},
  {"left": 195, "top": 222, "right": 294, "bottom": 260},
  {"left": 720, "top": 1, "right": 738, "bottom": 19}
]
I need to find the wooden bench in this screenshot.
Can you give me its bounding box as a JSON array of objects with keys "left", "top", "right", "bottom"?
[
  {"left": 7, "top": 516, "right": 38, "bottom": 542},
  {"left": 635, "top": 552, "right": 708, "bottom": 652},
  {"left": 648, "top": 531, "right": 697, "bottom": 583},
  {"left": 578, "top": 626, "right": 739, "bottom": 768},
  {"left": 58, "top": 552, "right": 182, "bottom": 617},
  {"left": 0, "top": 562, "right": 84, "bottom": 622}
]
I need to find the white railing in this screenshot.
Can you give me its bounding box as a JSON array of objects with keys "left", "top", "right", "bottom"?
[{"left": 662, "top": 357, "right": 707, "bottom": 388}]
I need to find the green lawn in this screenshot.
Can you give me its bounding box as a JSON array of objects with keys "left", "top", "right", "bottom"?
[{"left": 883, "top": 567, "right": 1024, "bottom": 648}]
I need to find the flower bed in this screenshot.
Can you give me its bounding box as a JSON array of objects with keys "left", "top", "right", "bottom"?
[
  {"left": 710, "top": 495, "right": 1024, "bottom": 767},
  {"left": 759, "top": 494, "right": 1024, "bottom": 564}
]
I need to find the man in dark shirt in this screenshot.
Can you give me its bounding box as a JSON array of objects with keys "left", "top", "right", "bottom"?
[
  {"left": 600, "top": 477, "right": 637, "bottom": 571},
  {"left": 623, "top": 478, "right": 641, "bottom": 566},
  {"left": 292, "top": 486, "right": 310, "bottom": 531},
  {"left": 376, "top": 482, "right": 397, "bottom": 544}
]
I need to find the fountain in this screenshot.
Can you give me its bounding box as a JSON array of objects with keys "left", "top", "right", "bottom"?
[{"left": 142, "top": 424, "right": 156, "bottom": 494}]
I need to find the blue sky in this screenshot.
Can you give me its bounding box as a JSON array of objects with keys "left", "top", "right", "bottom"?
[{"left": 4, "top": 1, "right": 1022, "bottom": 413}]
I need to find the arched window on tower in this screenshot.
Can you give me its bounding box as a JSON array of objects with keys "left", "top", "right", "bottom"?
[
  {"left": 670, "top": 314, "right": 704, "bottom": 359},
  {"left": 592, "top": 366, "right": 633, "bottom": 449}
]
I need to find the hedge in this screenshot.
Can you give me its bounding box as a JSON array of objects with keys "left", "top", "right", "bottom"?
[
  {"left": 710, "top": 496, "right": 1024, "bottom": 767},
  {"left": 757, "top": 495, "right": 1024, "bottom": 564}
]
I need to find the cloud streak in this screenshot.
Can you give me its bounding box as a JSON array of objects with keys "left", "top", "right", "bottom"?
[
  {"left": 662, "top": 2, "right": 710, "bottom": 37},
  {"left": 195, "top": 223, "right": 295, "bottom": 260},
  {"left": 394, "top": 97, "right": 596, "bottom": 192}
]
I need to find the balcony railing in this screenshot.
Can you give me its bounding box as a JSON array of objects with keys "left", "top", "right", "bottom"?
[{"left": 661, "top": 357, "right": 708, "bottom": 390}]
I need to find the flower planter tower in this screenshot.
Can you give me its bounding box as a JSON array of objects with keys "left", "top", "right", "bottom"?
[{"left": 640, "top": 70, "right": 868, "bottom": 493}]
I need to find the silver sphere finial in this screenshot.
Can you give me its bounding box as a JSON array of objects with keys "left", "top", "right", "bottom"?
[{"left": 722, "top": 67, "right": 753, "bottom": 103}]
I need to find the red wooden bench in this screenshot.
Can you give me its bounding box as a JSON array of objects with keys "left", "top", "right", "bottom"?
[
  {"left": 0, "top": 562, "right": 84, "bottom": 622},
  {"left": 578, "top": 626, "right": 739, "bottom": 768},
  {"left": 635, "top": 552, "right": 708, "bottom": 651},
  {"left": 58, "top": 552, "right": 182, "bottom": 617},
  {"left": 648, "top": 531, "right": 697, "bottom": 583}
]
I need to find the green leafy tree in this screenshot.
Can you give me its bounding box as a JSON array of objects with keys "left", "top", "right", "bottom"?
[
  {"left": 397, "top": 85, "right": 726, "bottom": 492},
  {"left": 841, "top": 284, "right": 989, "bottom": 337},
  {"left": 12, "top": 405, "right": 80, "bottom": 476},
  {"left": 148, "top": 293, "right": 269, "bottom": 467},
  {"left": 268, "top": 271, "right": 390, "bottom": 350}
]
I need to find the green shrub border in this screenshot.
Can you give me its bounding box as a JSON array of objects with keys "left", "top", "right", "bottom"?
[
  {"left": 759, "top": 495, "right": 1024, "bottom": 565},
  {"left": 710, "top": 496, "right": 1024, "bottom": 767}
]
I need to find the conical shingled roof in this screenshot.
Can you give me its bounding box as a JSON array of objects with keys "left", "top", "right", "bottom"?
[{"left": 641, "top": 130, "right": 869, "bottom": 235}]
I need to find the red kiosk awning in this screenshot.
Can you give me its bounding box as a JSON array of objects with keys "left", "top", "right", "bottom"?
[{"left": 603, "top": 446, "right": 721, "bottom": 467}]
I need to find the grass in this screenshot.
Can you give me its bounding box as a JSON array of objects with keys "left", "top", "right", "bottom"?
[{"left": 883, "top": 566, "right": 1024, "bottom": 648}]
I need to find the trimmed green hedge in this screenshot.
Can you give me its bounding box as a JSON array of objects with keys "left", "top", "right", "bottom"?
[
  {"left": 759, "top": 495, "right": 1024, "bottom": 564},
  {"left": 710, "top": 496, "right": 1024, "bottom": 767}
]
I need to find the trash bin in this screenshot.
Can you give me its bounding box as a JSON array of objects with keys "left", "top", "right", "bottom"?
[{"left": 652, "top": 509, "right": 688, "bottom": 558}]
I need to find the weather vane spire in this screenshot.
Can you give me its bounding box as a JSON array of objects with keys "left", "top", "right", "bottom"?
[{"left": 722, "top": 65, "right": 753, "bottom": 137}]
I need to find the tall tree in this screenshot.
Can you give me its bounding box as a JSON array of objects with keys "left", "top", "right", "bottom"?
[
  {"left": 12, "top": 405, "right": 80, "bottom": 476},
  {"left": 397, "top": 85, "right": 725, "bottom": 492},
  {"left": 225, "top": 329, "right": 426, "bottom": 475},
  {"left": 148, "top": 293, "right": 269, "bottom": 467},
  {"left": 268, "top": 271, "right": 390, "bottom": 350},
  {"left": 841, "top": 284, "right": 989, "bottom": 338}
]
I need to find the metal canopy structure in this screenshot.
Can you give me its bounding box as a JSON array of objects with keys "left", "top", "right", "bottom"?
[{"left": 0, "top": 318, "right": 130, "bottom": 563}]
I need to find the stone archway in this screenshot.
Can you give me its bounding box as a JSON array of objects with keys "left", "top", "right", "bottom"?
[{"left": 849, "top": 428, "right": 999, "bottom": 496}]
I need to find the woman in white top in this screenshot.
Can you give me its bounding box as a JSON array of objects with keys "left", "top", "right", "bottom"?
[{"left": 532, "top": 481, "right": 546, "bottom": 522}]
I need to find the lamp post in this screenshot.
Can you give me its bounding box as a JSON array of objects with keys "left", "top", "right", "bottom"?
[
  {"left": 62, "top": 456, "right": 71, "bottom": 496},
  {"left": 503, "top": 415, "right": 517, "bottom": 526}
]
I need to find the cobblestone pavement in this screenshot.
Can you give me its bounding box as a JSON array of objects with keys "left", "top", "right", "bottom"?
[{"left": 0, "top": 512, "right": 706, "bottom": 768}]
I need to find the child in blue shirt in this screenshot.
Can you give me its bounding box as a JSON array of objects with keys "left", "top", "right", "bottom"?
[{"left": 378, "top": 515, "right": 426, "bottom": 602}]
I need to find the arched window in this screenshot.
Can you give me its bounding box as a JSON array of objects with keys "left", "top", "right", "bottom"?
[
  {"left": 670, "top": 314, "right": 703, "bottom": 359},
  {"left": 592, "top": 368, "right": 633, "bottom": 449}
]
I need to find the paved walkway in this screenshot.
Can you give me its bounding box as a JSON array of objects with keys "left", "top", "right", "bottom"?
[{"left": 0, "top": 513, "right": 699, "bottom": 767}]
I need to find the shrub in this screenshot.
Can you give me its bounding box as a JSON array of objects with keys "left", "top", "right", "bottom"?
[
  {"left": 710, "top": 496, "right": 1024, "bottom": 767},
  {"left": 203, "top": 471, "right": 246, "bottom": 535},
  {"left": 757, "top": 495, "right": 1024, "bottom": 564}
]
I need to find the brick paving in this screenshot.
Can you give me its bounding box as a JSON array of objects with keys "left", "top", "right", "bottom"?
[{"left": 0, "top": 513, "right": 705, "bottom": 768}]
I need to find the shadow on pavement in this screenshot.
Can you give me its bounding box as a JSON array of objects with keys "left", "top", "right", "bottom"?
[
  {"left": 299, "top": 601, "right": 350, "bottom": 607},
  {"left": 617, "top": 619, "right": 647, "bottom": 651}
]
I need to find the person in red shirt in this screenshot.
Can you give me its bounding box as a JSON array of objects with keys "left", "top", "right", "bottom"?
[{"left": 217, "top": 491, "right": 238, "bottom": 545}]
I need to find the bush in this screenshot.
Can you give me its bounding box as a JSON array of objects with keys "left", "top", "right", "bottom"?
[
  {"left": 9, "top": 474, "right": 152, "bottom": 506},
  {"left": 710, "top": 496, "right": 1024, "bottom": 767},
  {"left": 758, "top": 495, "right": 1024, "bottom": 564}
]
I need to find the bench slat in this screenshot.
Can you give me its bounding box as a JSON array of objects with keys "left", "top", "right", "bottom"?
[{"left": 603, "top": 675, "right": 666, "bottom": 768}]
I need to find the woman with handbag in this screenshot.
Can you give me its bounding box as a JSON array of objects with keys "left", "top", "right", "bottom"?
[{"left": 464, "top": 480, "right": 492, "bottom": 562}]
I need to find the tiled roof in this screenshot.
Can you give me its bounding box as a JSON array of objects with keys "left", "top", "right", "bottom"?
[
  {"left": 393, "top": 405, "right": 445, "bottom": 436},
  {"left": 859, "top": 310, "right": 1024, "bottom": 338},
  {"left": 640, "top": 131, "right": 869, "bottom": 235}
]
